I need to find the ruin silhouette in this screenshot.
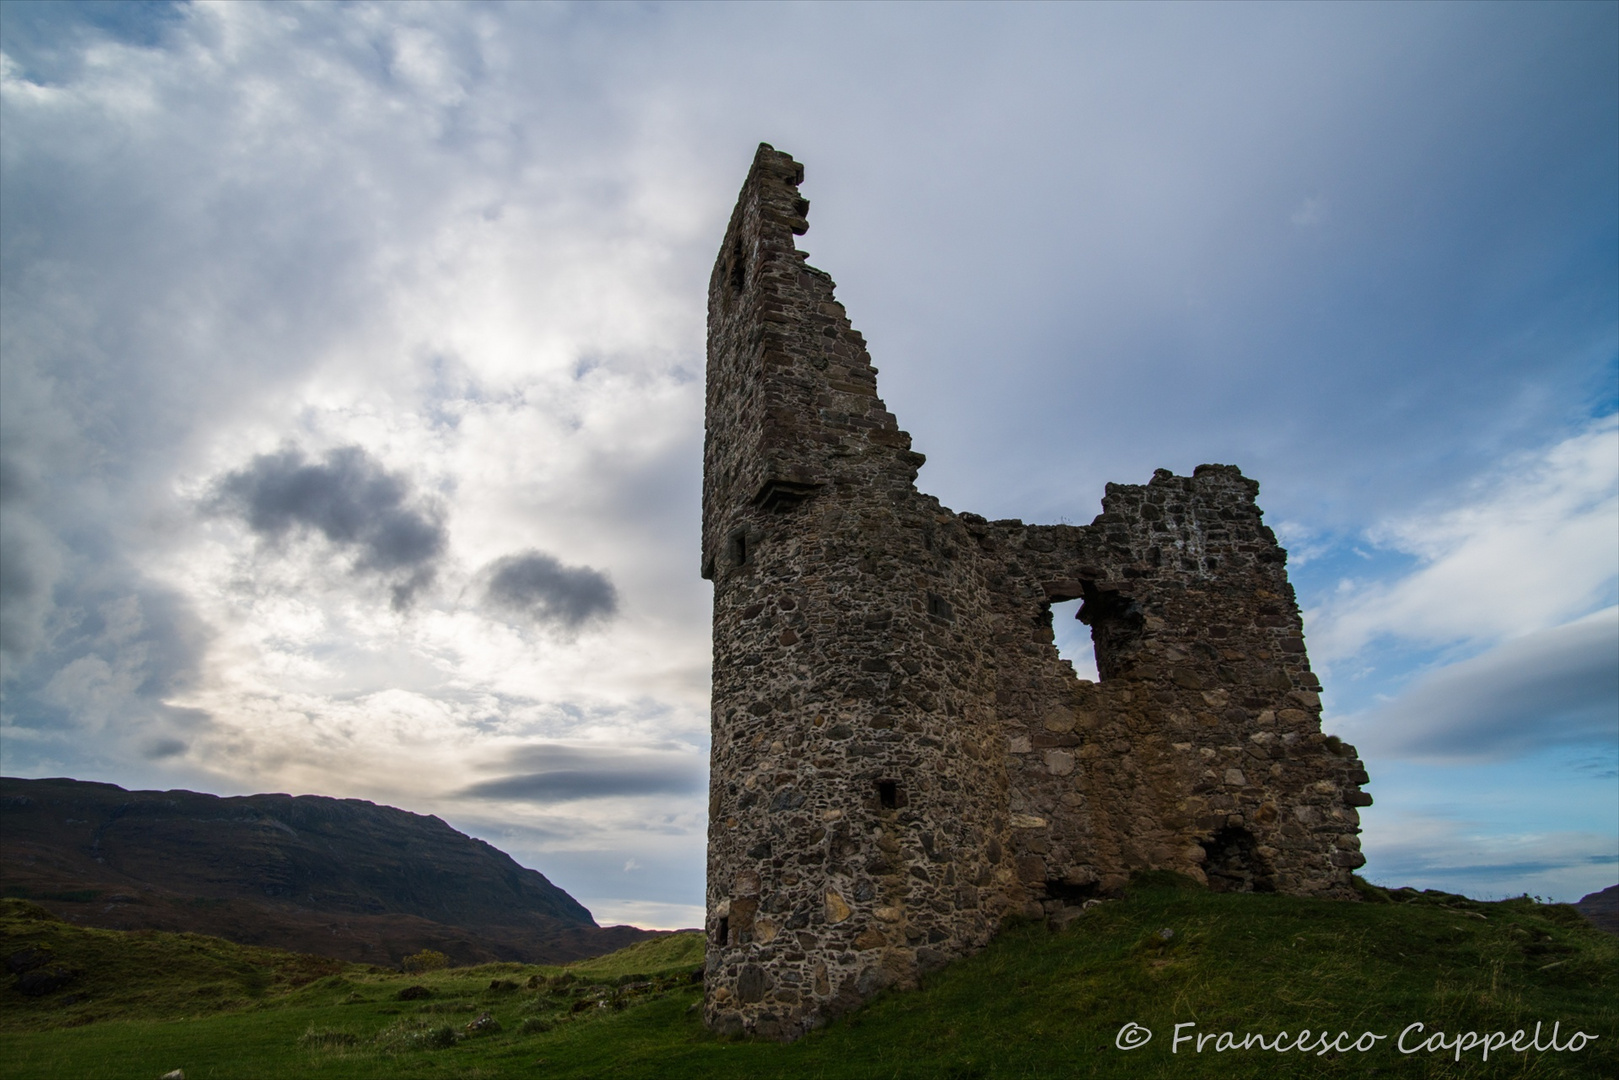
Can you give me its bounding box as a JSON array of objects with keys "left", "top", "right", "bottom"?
[{"left": 701, "top": 144, "right": 1370, "bottom": 1040}]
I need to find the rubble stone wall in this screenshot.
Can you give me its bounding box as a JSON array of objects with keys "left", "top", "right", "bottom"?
[{"left": 702, "top": 144, "right": 1370, "bottom": 1040}]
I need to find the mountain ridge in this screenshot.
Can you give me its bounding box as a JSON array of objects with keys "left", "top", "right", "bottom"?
[{"left": 0, "top": 775, "right": 657, "bottom": 966}]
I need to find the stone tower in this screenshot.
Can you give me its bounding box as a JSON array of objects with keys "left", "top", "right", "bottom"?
[{"left": 701, "top": 144, "right": 1371, "bottom": 1041}]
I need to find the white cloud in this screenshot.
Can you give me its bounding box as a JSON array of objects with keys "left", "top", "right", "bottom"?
[
  {"left": 1303, "top": 419, "right": 1617, "bottom": 897},
  {"left": 1309, "top": 415, "right": 1618, "bottom": 663},
  {"left": 1289, "top": 195, "right": 1326, "bottom": 227}
]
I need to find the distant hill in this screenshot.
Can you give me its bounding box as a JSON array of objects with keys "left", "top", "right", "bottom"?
[
  {"left": 0, "top": 776, "right": 656, "bottom": 966},
  {"left": 1576, "top": 883, "right": 1619, "bottom": 934}
]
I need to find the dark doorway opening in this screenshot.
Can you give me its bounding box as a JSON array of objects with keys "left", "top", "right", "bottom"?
[{"left": 1203, "top": 827, "right": 1276, "bottom": 893}]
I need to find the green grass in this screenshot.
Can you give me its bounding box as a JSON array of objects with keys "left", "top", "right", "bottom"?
[{"left": 2, "top": 879, "right": 1613, "bottom": 1079}]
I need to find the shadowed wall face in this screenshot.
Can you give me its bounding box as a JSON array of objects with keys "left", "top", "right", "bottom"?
[{"left": 702, "top": 145, "right": 1369, "bottom": 1041}]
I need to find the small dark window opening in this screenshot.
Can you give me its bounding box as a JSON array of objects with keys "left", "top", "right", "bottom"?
[
  {"left": 728, "top": 530, "right": 749, "bottom": 567},
  {"left": 1044, "top": 879, "right": 1100, "bottom": 905},
  {"left": 877, "top": 779, "right": 899, "bottom": 809},
  {"left": 714, "top": 916, "right": 729, "bottom": 947},
  {"left": 1203, "top": 827, "right": 1276, "bottom": 894},
  {"left": 926, "top": 592, "right": 954, "bottom": 622}
]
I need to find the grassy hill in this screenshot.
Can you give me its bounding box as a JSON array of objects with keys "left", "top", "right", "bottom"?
[{"left": 3, "top": 876, "right": 1614, "bottom": 1079}]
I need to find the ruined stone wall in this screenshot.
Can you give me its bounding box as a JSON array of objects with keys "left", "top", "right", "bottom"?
[
  {"left": 968, "top": 469, "right": 1371, "bottom": 914},
  {"left": 702, "top": 144, "right": 1370, "bottom": 1041},
  {"left": 701, "top": 147, "right": 1015, "bottom": 1040}
]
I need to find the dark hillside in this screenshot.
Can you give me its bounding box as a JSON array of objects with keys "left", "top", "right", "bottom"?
[
  {"left": 1575, "top": 884, "right": 1618, "bottom": 934},
  {"left": 0, "top": 777, "right": 654, "bottom": 965}
]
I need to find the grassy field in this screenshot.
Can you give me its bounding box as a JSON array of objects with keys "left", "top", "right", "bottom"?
[{"left": 2, "top": 877, "right": 1613, "bottom": 1079}]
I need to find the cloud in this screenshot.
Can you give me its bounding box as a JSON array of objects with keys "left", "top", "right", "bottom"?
[
  {"left": 1308, "top": 415, "right": 1619, "bottom": 662},
  {"left": 142, "top": 737, "right": 187, "bottom": 760},
  {"left": 0, "top": 571, "right": 214, "bottom": 775},
  {"left": 2, "top": 0, "right": 1612, "bottom": 923},
  {"left": 0, "top": 464, "right": 62, "bottom": 670},
  {"left": 583, "top": 899, "right": 703, "bottom": 932},
  {"left": 211, "top": 445, "right": 447, "bottom": 607},
  {"left": 1289, "top": 196, "right": 1326, "bottom": 227},
  {"left": 458, "top": 742, "right": 704, "bottom": 804},
  {"left": 462, "top": 770, "right": 700, "bottom": 801},
  {"left": 1339, "top": 607, "right": 1618, "bottom": 763},
  {"left": 1360, "top": 813, "right": 1617, "bottom": 901},
  {"left": 481, "top": 550, "right": 618, "bottom": 630}
]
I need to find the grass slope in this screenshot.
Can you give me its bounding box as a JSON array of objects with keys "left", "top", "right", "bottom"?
[{"left": 2, "top": 878, "right": 1613, "bottom": 1079}]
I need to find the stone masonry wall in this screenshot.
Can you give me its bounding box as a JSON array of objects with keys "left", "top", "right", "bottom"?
[{"left": 702, "top": 144, "right": 1371, "bottom": 1041}]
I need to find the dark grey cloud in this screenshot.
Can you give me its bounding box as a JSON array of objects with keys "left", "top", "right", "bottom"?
[
  {"left": 482, "top": 551, "right": 618, "bottom": 629},
  {"left": 0, "top": 526, "right": 52, "bottom": 666},
  {"left": 459, "top": 743, "right": 703, "bottom": 803},
  {"left": 0, "top": 452, "right": 58, "bottom": 668},
  {"left": 143, "top": 737, "right": 188, "bottom": 760},
  {"left": 212, "top": 446, "right": 446, "bottom": 607},
  {"left": 1348, "top": 609, "right": 1619, "bottom": 762},
  {"left": 0, "top": 559, "right": 214, "bottom": 777}
]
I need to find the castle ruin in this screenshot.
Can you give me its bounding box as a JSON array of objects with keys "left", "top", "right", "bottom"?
[{"left": 701, "top": 144, "right": 1371, "bottom": 1040}]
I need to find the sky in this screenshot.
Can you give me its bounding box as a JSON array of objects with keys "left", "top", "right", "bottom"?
[{"left": 1, "top": 0, "right": 1614, "bottom": 929}]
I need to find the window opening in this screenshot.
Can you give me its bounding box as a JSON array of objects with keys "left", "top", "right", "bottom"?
[
  {"left": 1044, "top": 879, "right": 1100, "bottom": 905},
  {"left": 926, "top": 592, "right": 954, "bottom": 622},
  {"left": 1049, "top": 598, "right": 1100, "bottom": 682},
  {"left": 714, "top": 916, "right": 730, "bottom": 947},
  {"left": 728, "top": 530, "right": 749, "bottom": 567},
  {"left": 876, "top": 779, "right": 899, "bottom": 809},
  {"left": 1077, "top": 585, "right": 1146, "bottom": 681},
  {"left": 1203, "top": 827, "right": 1276, "bottom": 894}
]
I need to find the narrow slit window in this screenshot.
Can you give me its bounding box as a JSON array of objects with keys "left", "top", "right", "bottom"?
[
  {"left": 729, "top": 530, "right": 749, "bottom": 567},
  {"left": 715, "top": 916, "right": 729, "bottom": 947},
  {"left": 877, "top": 779, "right": 899, "bottom": 809}
]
